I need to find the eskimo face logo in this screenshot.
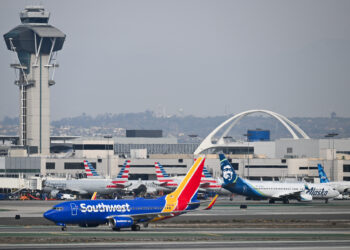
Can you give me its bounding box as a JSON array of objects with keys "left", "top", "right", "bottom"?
[{"left": 222, "top": 165, "right": 233, "bottom": 182}]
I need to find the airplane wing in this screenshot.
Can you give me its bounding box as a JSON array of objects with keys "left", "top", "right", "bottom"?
[
  {"left": 187, "top": 194, "right": 219, "bottom": 209},
  {"left": 272, "top": 190, "right": 302, "bottom": 199},
  {"left": 154, "top": 181, "right": 170, "bottom": 187},
  {"left": 199, "top": 183, "right": 211, "bottom": 188},
  {"left": 106, "top": 195, "right": 219, "bottom": 224},
  {"left": 107, "top": 211, "right": 184, "bottom": 225},
  {"left": 55, "top": 187, "right": 88, "bottom": 195}
]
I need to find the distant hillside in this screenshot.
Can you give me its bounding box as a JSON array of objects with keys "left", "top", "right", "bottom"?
[{"left": 1, "top": 112, "right": 349, "bottom": 142}]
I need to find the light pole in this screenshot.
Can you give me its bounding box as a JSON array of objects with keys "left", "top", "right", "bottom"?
[
  {"left": 244, "top": 133, "right": 251, "bottom": 179},
  {"left": 325, "top": 133, "right": 338, "bottom": 181},
  {"left": 104, "top": 135, "right": 112, "bottom": 178}
]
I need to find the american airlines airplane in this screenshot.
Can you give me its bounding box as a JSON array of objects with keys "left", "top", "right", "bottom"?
[
  {"left": 154, "top": 161, "right": 229, "bottom": 194},
  {"left": 84, "top": 160, "right": 172, "bottom": 196},
  {"left": 43, "top": 160, "right": 131, "bottom": 197}
]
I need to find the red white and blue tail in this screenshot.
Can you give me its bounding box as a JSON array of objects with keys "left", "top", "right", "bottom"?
[
  {"left": 155, "top": 162, "right": 178, "bottom": 188},
  {"left": 200, "top": 166, "right": 222, "bottom": 191},
  {"left": 110, "top": 160, "right": 131, "bottom": 188},
  {"left": 83, "top": 160, "right": 100, "bottom": 178}
]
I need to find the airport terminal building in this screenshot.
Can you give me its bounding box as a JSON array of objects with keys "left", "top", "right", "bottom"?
[{"left": 1, "top": 127, "right": 350, "bottom": 191}]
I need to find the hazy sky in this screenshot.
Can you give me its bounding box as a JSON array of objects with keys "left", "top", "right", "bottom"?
[{"left": 0, "top": 0, "right": 350, "bottom": 120}]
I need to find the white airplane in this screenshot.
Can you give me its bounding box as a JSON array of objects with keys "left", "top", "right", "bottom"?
[
  {"left": 43, "top": 160, "right": 131, "bottom": 197},
  {"left": 318, "top": 164, "right": 350, "bottom": 194},
  {"left": 219, "top": 154, "right": 339, "bottom": 203}
]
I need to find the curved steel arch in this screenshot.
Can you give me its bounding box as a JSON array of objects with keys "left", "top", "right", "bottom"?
[{"left": 194, "top": 109, "right": 309, "bottom": 155}]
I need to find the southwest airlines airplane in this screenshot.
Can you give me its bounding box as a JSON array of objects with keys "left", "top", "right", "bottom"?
[
  {"left": 44, "top": 157, "right": 217, "bottom": 231},
  {"left": 318, "top": 163, "right": 350, "bottom": 194}
]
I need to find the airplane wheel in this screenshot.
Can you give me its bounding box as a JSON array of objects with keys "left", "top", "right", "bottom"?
[
  {"left": 112, "top": 228, "right": 120, "bottom": 231},
  {"left": 269, "top": 199, "right": 275, "bottom": 204},
  {"left": 61, "top": 227, "right": 66, "bottom": 231},
  {"left": 131, "top": 225, "right": 141, "bottom": 231},
  {"left": 283, "top": 199, "right": 289, "bottom": 204},
  {"left": 325, "top": 199, "right": 329, "bottom": 204}
]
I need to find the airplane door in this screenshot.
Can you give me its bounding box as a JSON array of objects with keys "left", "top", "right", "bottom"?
[{"left": 70, "top": 203, "right": 78, "bottom": 216}]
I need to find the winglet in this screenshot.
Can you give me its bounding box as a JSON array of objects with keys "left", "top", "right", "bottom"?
[
  {"left": 204, "top": 194, "right": 218, "bottom": 210},
  {"left": 91, "top": 192, "right": 97, "bottom": 200}
]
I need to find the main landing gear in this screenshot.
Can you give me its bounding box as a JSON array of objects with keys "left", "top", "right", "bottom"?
[
  {"left": 131, "top": 225, "right": 141, "bottom": 231},
  {"left": 61, "top": 226, "right": 66, "bottom": 231}
]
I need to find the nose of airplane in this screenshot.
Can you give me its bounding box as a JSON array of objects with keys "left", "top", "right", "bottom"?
[{"left": 43, "top": 209, "right": 56, "bottom": 222}]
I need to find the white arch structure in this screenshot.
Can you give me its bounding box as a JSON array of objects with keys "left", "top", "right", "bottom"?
[{"left": 194, "top": 109, "right": 310, "bottom": 155}]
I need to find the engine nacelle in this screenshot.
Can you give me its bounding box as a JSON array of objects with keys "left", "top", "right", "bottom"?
[
  {"left": 299, "top": 192, "right": 312, "bottom": 202},
  {"left": 109, "top": 217, "right": 134, "bottom": 229}
]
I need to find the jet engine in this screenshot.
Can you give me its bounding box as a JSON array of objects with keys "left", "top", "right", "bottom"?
[{"left": 108, "top": 217, "right": 134, "bottom": 229}]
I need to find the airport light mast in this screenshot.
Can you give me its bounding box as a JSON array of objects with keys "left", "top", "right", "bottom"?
[{"left": 3, "top": 6, "right": 66, "bottom": 155}]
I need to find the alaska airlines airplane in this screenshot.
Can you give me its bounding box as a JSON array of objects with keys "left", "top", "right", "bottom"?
[
  {"left": 44, "top": 157, "right": 215, "bottom": 231},
  {"left": 43, "top": 160, "right": 131, "bottom": 197},
  {"left": 318, "top": 164, "right": 350, "bottom": 194},
  {"left": 219, "top": 154, "right": 312, "bottom": 203}
]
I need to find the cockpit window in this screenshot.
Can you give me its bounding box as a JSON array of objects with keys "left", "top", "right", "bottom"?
[{"left": 53, "top": 207, "right": 63, "bottom": 211}]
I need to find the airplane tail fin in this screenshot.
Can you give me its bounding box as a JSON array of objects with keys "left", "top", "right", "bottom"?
[
  {"left": 318, "top": 164, "right": 329, "bottom": 183},
  {"left": 155, "top": 162, "right": 177, "bottom": 187},
  {"left": 165, "top": 157, "right": 205, "bottom": 211},
  {"left": 111, "top": 160, "right": 131, "bottom": 188},
  {"left": 202, "top": 166, "right": 213, "bottom": 178},
  {"left": 200, "top": 166, "right": 221, "bottom": 190},
  {"left": 117, "top": 160, "right": 131, "bottom": 180},
  {"left": 83, "top": 160, "right": 99, "bottom": 178},
  {"left": 219, "top": 153, "right": 238, "bottom": 185}
]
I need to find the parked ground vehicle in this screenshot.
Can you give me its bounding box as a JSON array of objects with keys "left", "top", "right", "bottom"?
[{"left": 57, "top": 193, "right": 75, "bottom": 200}]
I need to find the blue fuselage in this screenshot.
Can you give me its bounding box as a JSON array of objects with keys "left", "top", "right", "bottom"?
[
  {"left": 44, "top": 197, "right": 166, "bottom": 225},
  {"left": 223, "top": 177, "right": 265, "bottom": 198}
]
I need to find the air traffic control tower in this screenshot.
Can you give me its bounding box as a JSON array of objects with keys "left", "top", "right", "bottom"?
[{"left": 3, "top": 6, "right": 66, "bottom": 155}]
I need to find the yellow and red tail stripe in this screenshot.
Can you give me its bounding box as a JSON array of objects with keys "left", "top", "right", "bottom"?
[
  {"left": 204, "top": 194, "right": 218, "bottom": 210},
  {"left": 163, "top": 157, "right": 205, "bottom": 212}
]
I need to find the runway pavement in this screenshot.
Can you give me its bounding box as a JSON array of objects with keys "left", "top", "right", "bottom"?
[{"left": 0, "top": 198, "right": 350, "bottom": 248}]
